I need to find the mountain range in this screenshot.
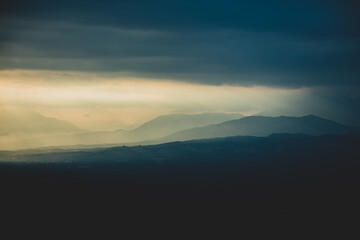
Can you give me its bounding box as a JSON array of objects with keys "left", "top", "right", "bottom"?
[
  {"left": 0, "top": 109, "right": 357, "bottom": 150},
  {"left": 0, "top": 108, "right": 82, "bottom": 137},
  {"left": 160, "top": 114, "right": 355, "bottom": 143},
  {"left": 0, "top": 112, "right": 244, "bottom": 150}
]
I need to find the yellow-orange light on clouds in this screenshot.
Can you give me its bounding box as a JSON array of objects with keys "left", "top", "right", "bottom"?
[{"left": 0, "top": 70, "right": 310, "bottom": 131}]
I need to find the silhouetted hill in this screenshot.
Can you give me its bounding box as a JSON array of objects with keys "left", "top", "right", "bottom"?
[
  {"left": 162, "top": 115, "right": 355, "bottom": 142},
  {"left": 1, "top": 133, "right": 357, "bottom": 164}
]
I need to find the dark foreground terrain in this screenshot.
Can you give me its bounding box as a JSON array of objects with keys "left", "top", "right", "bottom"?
[{"left": 1, "top": 134, "right": 360, "bottom": 238}]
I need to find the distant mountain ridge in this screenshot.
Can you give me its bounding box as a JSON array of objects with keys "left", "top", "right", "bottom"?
[
  {"left": 1, "top": 112, "right": 244, "bottom": 150},
  {"left": 0, "top": 108, "right": 82, "bottom": 137},
  {"left": 2, "top": 112, "right": 357, "bottom": 150},
  {"left": 130, "top": 113, "right": 244, "bottom": 139},
  {"left": 70, "top": 112, "right": 245, "bottom": 144},
  {"left": 161, "top": 114, "right": 355, "bottom": 142}
]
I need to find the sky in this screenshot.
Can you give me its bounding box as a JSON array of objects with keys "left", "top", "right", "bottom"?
[{"left": 0, "top": 0, "right": 359, "bottom": 130}]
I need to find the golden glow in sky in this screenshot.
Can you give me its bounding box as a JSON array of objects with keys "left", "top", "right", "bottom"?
[{"left": 0, "top": 70, "right": 309, "bottom": 131}]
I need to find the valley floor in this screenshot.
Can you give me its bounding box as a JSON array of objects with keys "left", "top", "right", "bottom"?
[{"left": 1, "top": 134, "right": 359, "bottom": 238}]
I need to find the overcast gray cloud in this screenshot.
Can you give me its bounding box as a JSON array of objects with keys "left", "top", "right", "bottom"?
[{"left": 0, "top": 0, "right": 359, "bottom": 87}]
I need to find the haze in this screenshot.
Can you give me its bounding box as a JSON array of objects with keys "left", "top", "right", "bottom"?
[{"left": 0, "top": 0, "right": 359, "bottom": 148}]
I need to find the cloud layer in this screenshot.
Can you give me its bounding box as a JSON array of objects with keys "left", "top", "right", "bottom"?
[
  {"left": 1, "top": 0, "right": 359, "bottom": 87},
  {"left": 0, "top": 1, "right": 359, "bottom": 129}
]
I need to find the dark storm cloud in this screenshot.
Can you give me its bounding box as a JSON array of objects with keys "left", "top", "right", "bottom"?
[
  {"left": 0, "top": 0, "right": 359, "bottom": 87},
  {"left": 2, "top": 0, "right": 359, "bottom": 35}
]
